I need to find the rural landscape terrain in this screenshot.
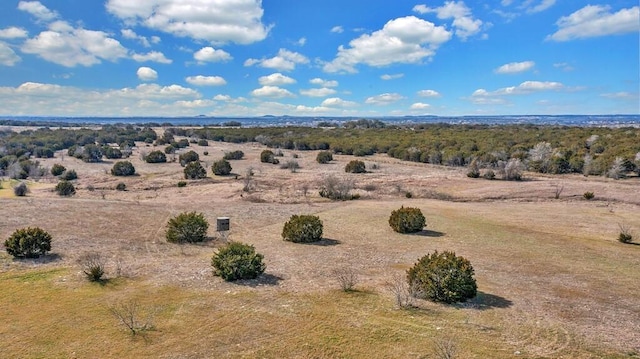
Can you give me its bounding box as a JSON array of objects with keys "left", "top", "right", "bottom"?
[{"left": 1, "top": 123, "right": 639, "bottom": 358}]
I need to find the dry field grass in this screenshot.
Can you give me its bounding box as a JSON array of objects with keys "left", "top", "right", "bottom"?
[{"left": 1, "top": 136, "right": 639, "bottom": 358}]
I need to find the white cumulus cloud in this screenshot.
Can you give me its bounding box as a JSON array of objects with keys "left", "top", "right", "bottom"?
[
  {"left": 331, "top": 26, "right": 344, "bottom": 33},
  {"left": 547, "top": 5, "right": 640, "bottom": 41},
  {"left": 258, "top": 73, "right": 296, "bottom": 86},
  {"left": 137, "top": 67, "right": 158, "bottom": 81},
  {"left": 251, "top": 86, "right": 295, "bottom": 98},
  {"left": 310, "top": 78, "right": 338, "bottom": 87},
  {"left": 132, "top": 51, "right": 172, "bottom": 64},
  {"left": 193, "top": 46, "right": 232, "bottom": 64},
  {"left": 300, "top": 88, "right": 337, "bottom": 97},
  {"left": 321, "top": 97, "right": 357, "bottom": 107},
  {"left": 0, "top": 27, "right": 28, "bottom": 39},
  {"left": 494, "top": 60, "right": 535, "bottom": 74},
  {"left": 245, "top": 48, "right": 309, "bottom": 71},
  {"left": 365, "top": 93, "right": 404, "bottom": 105},
  {"left": 471, "top": 81, "right": 564, "bottom": 101},
  {"left": 413, "top": 2, "right": 484, "bottom": 40},
  {"left": 186, "top": 75, "right": 227, "bottom": 86},
  {"left": 0, "top": 43, "right": 21, "bottom": 66},
  {"left": 381, "top": 73, "right": 404, "bottom": 80},
  {"left": 18, "top": 1, "right": 58, "bottom": 21},
  {"left": 417, "top": 89, "right": 441, "bottom": 97},
  {"left": 410, "top": 102, "right": 431, "bottom": 110}
]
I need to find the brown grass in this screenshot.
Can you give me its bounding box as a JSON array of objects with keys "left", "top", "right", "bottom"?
[{"left": 1, "top": 137, "right": 639, "bottom": 358}]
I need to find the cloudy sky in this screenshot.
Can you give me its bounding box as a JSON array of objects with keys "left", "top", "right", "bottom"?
[{"left": 0, "top": 0, "right": 638, "bottom": 117}]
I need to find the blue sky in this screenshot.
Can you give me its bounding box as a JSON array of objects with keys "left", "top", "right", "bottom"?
[{"left": 0, "top": 0, "right": 638, "bottom": 117}]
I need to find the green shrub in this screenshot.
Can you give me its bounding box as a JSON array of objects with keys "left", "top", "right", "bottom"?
[
  {"left": 51, "top": 163, "right": 66, "bottom": 176},
  {"left": 618, "top": 224, "right": 633, "bottom": 244},
  {"left": 104, "top": 147, "right": 123, "bottom": 159},
  {"left": 583, "top": 191, "right": 595, "bottom": 200},
  {"left": 111, "top": 161, "right": 136, "bottom": 176},
  {"left": 4, "top": 227, "right": 52, "bottom": 258},
  {"left": 407, "top": 250, "right": 477, "bottom": 304},
  {"left": 164, "top": 145, "right": 176, "bottom": 154},
  {"left": 81, "top": 144, "right": 103, "bottom": 163},
  {"left": 212, "top": 159, "right": 232, "bottom": 176},
  {"left": 261, "top": 149, "right": 275, "bottom": 163},
  {"left": 61, "top": 169, "right": 78, "bottom": 180},
  {"left": 316, "top": 151, "right": 333, "bottom": 164},
  {"left": 55, "top": 180, "right": 76, "bottom": 196},
  {"left": 179, "top": 150, "right": 199, "bottom": 165},
  {"left": 166, "top": 211, "right": 209, "bottom": 243},
  {"left": 223, "top": 150, "right": 244, "bottom": 160},
  {"left": 78, "top": 252, "right": 106, "bottom": 282},
  {"left": 115, "top": 182, "right": 126, "bottom": 191},
  {"left": 211, "top": 242, "right": 266, "bottom": 281},
  {"left": 184, "top": 161, "right": 207, "bottom": 179},
  {"left": 177, "top": 181, "right": 187, "bottom": 187},
  {"left": 389, "top": 206, "right": 426, "bottom": 233},
  {"left": 345, "top": 160, "right": 366, "bottom": 173},
  {"left": 203, "top": 151, "right": 209, "bottom": 156},
  {"left": 13, "top": 182, "right": 28, "bottom": 197},
  {"left": 197, "top": 139, "right": 209, "bottom": 146},
  {"left": 145, "top": 150, "right": 167, "bottom": 163},
  {"left": 282, "top": 215, "right": 323, "bottom": 243}
]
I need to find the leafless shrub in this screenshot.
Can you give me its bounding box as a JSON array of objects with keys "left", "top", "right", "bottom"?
[
  {"left": 498, "top": 158, "right": 524, "bottom": 181},
  {"left": 319, "top": 175, "right": 356, "bottom": 200},
  {"left": 432, "top": 336, "right": 458, "bottom": 359},
  {"left": 386, "top": 273, "right": 414, "bottom": 309},
  {"left": 242, "top": 168, "right": 256, "bottom": 192},
  {"left": 78, "top": 252, "right": 106, "bottom": 282},
  {"left": 109, "top": 299, "right": 155, "bottom": 336},
  {"left": 607, "top": 157, "right": 626, "bottom": 179},
  {"left": 333, "top": 266, "right": 359, "bottom": 292},
  {"left": 281, "top": 160, "right": 300, "bottom": 173},
  {"left": 553, "top": 184, "right": 564, "bottom": 199}
]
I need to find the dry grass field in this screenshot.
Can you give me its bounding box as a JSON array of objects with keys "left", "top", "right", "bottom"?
[{"left": 1, "top": 135, "right": 639, "bottom": 358}]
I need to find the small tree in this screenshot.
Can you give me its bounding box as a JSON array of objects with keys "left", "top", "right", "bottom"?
[
  {"left": 316, "top": 151, "right": 333, "bottom": 164},
  {"left": 282, "top": 215, "right": 323, "bottom": 243},
  {"left": 345, "top": 160, "right": 366, "bottom": 173},
  {"left": 389, "top": 206, "right": 426, "bottom": 233},
  {"left": 184, "top": 161, "right": 207, "bottom": 179},
  {"left": 13, "top": 182, "right": 28, "bottom": 197},
  {"left": 212, "top": 159, "right": 232, "bottom": 176},
  {"left": 179, "top": 150, "right": 199, "bottom": 165},
  {"left": 5, "top": 227, "right": 52, "bottom": 258},
  {"left": 407, "top": 250, "right": 477, "bottom": 304},
  {"left": 81, "top": 144, "right": 103, "bottom": 163},
  {"left": 211, "top": 241, "right": 266, "bottom": 281},
  {"left": 55, "top": 180, "right": 76, "bottom": 196},
  {"left": 111, "top": 161, "right": 136, "bottom": 176},
  {"left": 145, "top": 150, "right": 167, "bottom": 163},
  {"left": 166, "top": 211, "right": 209, "bottom": 243},
  {"left": 51, "top": 163, "right": 66, "bottom": 176}
]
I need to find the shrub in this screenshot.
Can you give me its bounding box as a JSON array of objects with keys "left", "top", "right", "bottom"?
[
  {"left": 203, "top": 151, "right": 209, "bottom": 156},
  {"left": 197, "top": 139, "right": 209, "bottom": 146},
  {"left": 316, "top": 151, "right": 333, "bottom": 164},
  {"left": 104, "top": 147, "right": 123, "bottom": 159},
  {"left": 184, "top": 161, "right": 207, "bottom": 179},
  {"left": 282, "top": 215, "right": 323, "bottom": 243},
  {"left": 13, "top": 182, "right": 28, "bottom": 197},
  {"left": 177, "top": 181, "right": 187, "bottom": 188},
  {"left": 81, "top": 144, "right": 103, "bottom": 163},
  {"left": 482, "top": 170, "right": 496, "bottom": 180},
  {"left": 179, "top": 150, "right": 199, "bottom": 165},
  {"left": 280, "top": 160, "right": 300, "bottom": 172},
  {"left": 345, "top": 160, "right": 366, "bottom": 173},
  {"left": 4, "top": 227, "right": 52, "bottom": 258},
  {"left": 212, "top": 159, "right": 232, "bottom": 176},
  {"left": 111, "top": 161, "right": 136, "bottom": 176},
  {"left": 78, "top": 252, "right": 106, "bottom": 282},
  {"left": 260, "top": 149, "right": 275, "bottom": 163},
  {"left": 115, "top": 182, "right": 126, "bottom": 191},
  {"left": 164, "top": 145, "right": 176, "bottom": 154},
  {"left": 55, "top": 180, "right": 76, "bottom": 196},
  {"left": 467, "top": 160, "right": 480, "bottom": 178},
  {"left": 407, "top": 250, "right": 477, "bottom": 304},
  {"left": 389, "top": 206, "right": 426, "bottom": 233},
  {"left": 583, "top": 191, "right": 595, "bottom": 200},
  {"left": 61, "top": 169, "right": 78, "bottom": 180},
  {"left": 223, "top": 150, "right": 244, "bottom": 160},
  {"left": 211, "top": 242, "right": 266, "bottom": 281},
  {"left": 618, "top": 223, "right": 633, "bottom": 244},
  {"left": 51, "top": 163, "right": 66, "bottom": 176},
  {"left": 145, "top": 150, "right": 167, "bottom": 163},
  {"left": 166, "top": 211, "right": 209, "bottom": 243},
  {"left": 319, "top": 175, "right": 356, "bottom": 201}
]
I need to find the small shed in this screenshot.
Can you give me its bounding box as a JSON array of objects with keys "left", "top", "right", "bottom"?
[{"left": 216, "top": 217, "right": 230, "bottom": 232}]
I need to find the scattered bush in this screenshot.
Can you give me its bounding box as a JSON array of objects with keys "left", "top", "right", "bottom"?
[
  {"left": 280, "top": 160, "right": 300, "bottom": 172},
  {"left": 78, "top": 252, "right": 106, "bottom": 282},
  {"left": 115, "top": 182, "right": 126, "bottom": 191},
  {"left": 179, "top": 150, "right": 199, "bottom": 165},
  {"left": 164, "top": 145, "right": 176, "bottom": 154},
  {"left": 618, "top": 223, "right": 633, "bottom": 244},
  {"left": 260, "top": 149, "right": 276, "bottom": 163},
  {"left": 104, "top": 147, "right": 123, "bottom": 159},
  {"left": 282, "top": 215, "right": 323, "bottom": 243},
  {"left": 405, "top": 191, "right": 413, "bottom": 199},
  {"left": 4, "top": 227, "right": 52, "bottom": 258},
  {"left": 211, "top": 241, "right": 266, "bottom": 281},
  {"left": 203, "top": 151, "right": 209, "bottom": 156},
  {"left": 319, "top": 175, "right": 356, "bottom": 201},
  {"left": 13, "top": 182, "right": 28, "bottom": 197},
  {"left": 583, "top": 191, "right": 595, "bottom": 200},
  {"left": 482, "top": 170, "right": 495, "bottom": 180},
  {"left": 407, "top": 250, "right": 477, "bottom": 304},
  {"left": 166, "top": 211, "right": 209, "bottom": 243},
  {"left": 55, "top": 180, "right": 76, "bottom": 196},
  {"left": 389, "top": 206, "right": 426, "bottom": 233},
  {"left": 212, "top": 159, "right": 232, "bottom": 176},
  {"left": 467, "top": 160, "right": 480, "bottom": 178},
  {"left": 345, "top": 160, "right": 366, "bottom": 173},
  {"left": 61, "top": 169, "right": 78, "bottom": 180},
  {"left": 177, "top": 181, "right": 187, "bottom": 187},
  {"left": 223, "top": 150, "right": 244, "bottom": 160},
  {"left": 333, "top": 266, "right": 359, "bottom": 292},
  {"left": 316, "top": 151, "right": 333, "bottom": 164},
  {"left": 145, "top": 150, "right": 167, "bottom": 163},
  {"left": 197, "top": 139, "right": 209, "bottom": 146},
  {"left": 51, "top": 163, "right": 66, "bottom": 176},
  {"left": 111, "top": 161, "right": 136, "bottom": 176},
  {"left": 184, "top": 161, "right": 207, "bottom": 179}
]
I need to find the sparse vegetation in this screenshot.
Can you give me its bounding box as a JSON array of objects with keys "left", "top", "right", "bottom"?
[
  {"left": 389, "top": 206, "right": 426, "bottom": 234},
  {"left": 166, "top": 211, "right": 209, "bottom": 243},
  {"left": 282, "top": 215, "right": 323, "bottom": 243},
  {"left": 111, "top": 161, "right": 136, "bottom": 176},
  {"left": 280, "top": 160, "right": 300, "bottom": 173},
  {"left": 177, "top": 181, "right": 187, "bottom": 187},
  {"left": 260, "top": 149, "right": 278, "bottom": 164},
  {"left": 115, "top": 182, "right": 126, "bottom": 191},
  {"left": 109, "top": 300, "right": 155, "bottom": 336},
  {"left": 211, "top": 241, "right": 266, "bottom": 281},
  {"left": 345, "top": 160, "right": 366, "bottom": 173},
  {"left": 55, "top": 180, "right": 76, "bottom": 196},
  {"left": 212, "top": 159, "right": 232, "bottom": 176},
  {"left": 4, "top": 227, "right": 52, "bottom": 258},
  {"left": 319, "top": 175, "right": 356, "bottom": 200},
  {"left": 333, "top": 266, "right": 359, "bottom": 292}
]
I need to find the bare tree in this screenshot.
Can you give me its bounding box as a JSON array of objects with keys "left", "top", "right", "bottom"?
[
  {"left": 553, "top": 183, "right": 564, "bottom": 199},
  {"left": 109, "top": 300, "right": 155, "bottom": 335},
  {"left": 333, "top": 266, "right": 359, "bottom": 292},
  {"left": 432, "top": 336, "right": 458, "bottom": 359},
  {"left": 386, "top": 273, "right": 414, "bottom": 309}
]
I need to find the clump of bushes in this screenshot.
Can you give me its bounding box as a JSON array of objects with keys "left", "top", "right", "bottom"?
[
  {"left": 55, "top": 180, "right": 76, "bottom": 196},
  {"left": 145, "top": 150, "right": 167, "bottom": 163},
  {"left": 51, "top": 163, "right": 66, "bottom": 176},
  {"left": 316, "top": 151, "right": 333, "bottom": 164},
  {"left": 111, "top": 161, "right": 136, "bottom": 176},
  {"left": 166, "top": 211, "right": 209, "bottom": 243},
  {"left": 104, "top": 147, "right": 123, "bottom": 159},
  {"left": 223, "top": 150, "right": 244, "bottom": 160},
  {"left": 61, "top": 169, "right": 78, "bottom": 180},
  {"left": 583, "top": 191, "right": 595, "bottom": 200},
  {"left": 389, "top": 206, "right": 426, "bottom": 233},
  {"left": 184, "top": 161, "right": 207, "bottom": 179},
  {"left": 282, "top": 215, "right": 323, "bottom": 243},
  {"left": 260, "top": 150, "right": 279, "bottom": 164},
  {"left": 13, "top": 182, "right": 28, "bottom": 197},
  {"left": 212, "top": 159, "right": 232, "bottom": 176},
  {"left": 179, "top": 150, "right": 199, "bottom": 165},
  {"left": 211, "top": 242, "right": 266, "bottom": 281},
  {"left": 345, "top": 160, "right": 366, "bottom": 173},
  {"left": 407, "top": 250, "right": 477, "bottom": 304},
  {"left": 4, "top": 227, "right": 52, "bottom": 258}
]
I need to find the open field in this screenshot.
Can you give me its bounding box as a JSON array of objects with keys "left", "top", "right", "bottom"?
[{"left": 1, "top": 137, "right": 639, "bottom": 358}]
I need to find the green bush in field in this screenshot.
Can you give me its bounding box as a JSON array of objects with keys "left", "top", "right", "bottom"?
[
  {"left": 261, "top": 149, "right": 276, "bottom": 163},
  {"left": 223, "top": 150, "right": 244, "bottom": 160},
  {"left": 389, "top": 206, "right": 426, "bottom": 233},
  {"left": 212, "top": 159, "right": 232, "bottom": 176},
  {"left": 407, "top": 250, "right": 477, "bottom": 304},
  {"left": 111, "top": 161, "right": 136, "bottom": 176},
  {"left": 184, "top": 161, "right": 207, "bottom": 179},
  {"left": 212, "top": 242, "right": 266, "bottom": 281},
  {"left": 13, "top": 182, "right": 28, "bottom": 197},
  {"left": 282, "top": 215, "right": 323, "bottom": 243},
  {"left": 51, "top": 163, "right": 66, "bottom": 176},
  {"left": 115, "top": 182, "right": 126, "bottom": 191},
  {"left": 61, "top": 169, "right": 78, "bottom": 180},
  {"left": 55, "top": 180, "right": 76, "bottom": 196},
  {"left": 5, "top": 227, "right": 52, "bottom": 258},
  {"left": 146, "top": 150, "right": 167, "bottom": 163},
  {"left": 166, "top": 212, "right": 209, "bottom": 243},
  {"left": 316, "top": 151, "right": 333, "bottom": 164},
  {"left": 345, "top": 160, "right": 366, "bottom": 173},
  {"left": 179, "top": 150, "right": 199, "bottom": 165}
]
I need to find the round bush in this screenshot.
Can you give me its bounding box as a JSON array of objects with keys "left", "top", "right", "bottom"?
[
  {"left": 61, "top": 169, "right": 78, "bottom": 180},
  {"left": 345, "top": 160, "right": 366, "bottom": 173},
  {"left": 407, "top": 250, "right": 477, "bottom": 304},
  {"left": 211, "top": 241, "right": 266, "bottom": 281},
  {"left": 104, "top": 147, "right": 123, "bottom": 159},
  {"left": 166, "top": 211, "right": 209, "bottom": 243},
  {"left": 197, "top": 139, "right": 209, "bottom": 146},
  {"left": 282, "top": 215, "right": 323, "bottom": 243},
  {"left": 260, "top": 150, "right": 275, "bottom": 163},
  {"left": 115, "top": 182, "right": 126, "bottom": 191},
  {"left": 223, "top": 150, "right": 244, "bottom": 160},
  {"left": 316, "top": 151, "right": 333, "bottom": 164},
  {"left": 55, "top": 180, "right": 76, "bottom": 196},
  {"left": 13, "top": 182, "right": 28, "bottom": 197},
  {"left": 184, "top": 161, "right": 207, "bottom": 179},
  {"left": 111, "top": 161, "right": 136, "bottom": 176},
  {"left": 212, "top": 159, "right": 232, "bottom": 176},
  {"left": 389, "top": 206, "right": 426, "bottom": 233},
  {"left": 4, "top": 227, "right": 52, "bottom": 258},
  {"left": 179, "top": 150, "right": 199, "bottom": 165},
  {"left": 146, "top": 150, "right": 167, "bottom": 163},
  {"left": 51, "top": 163, "right": 66, "bottom": 176}
]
